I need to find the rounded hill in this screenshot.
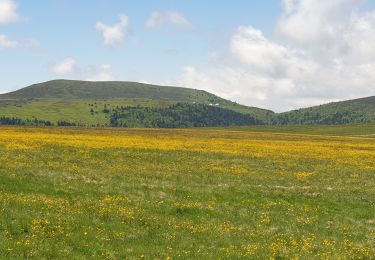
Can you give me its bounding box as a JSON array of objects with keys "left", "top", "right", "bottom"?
[{"left": 0, "top": 80, "right": 223, "bottom": 103}]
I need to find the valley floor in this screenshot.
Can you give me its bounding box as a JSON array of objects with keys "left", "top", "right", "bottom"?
[{"left": 0, "top": 126, "right": 374, "bottom": 258}]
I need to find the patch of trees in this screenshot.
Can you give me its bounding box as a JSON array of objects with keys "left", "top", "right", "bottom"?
[
  {"left": 271, "top": 110, "right": 371, "bottom": 125},
  {"left": 0, "top": 117, "right": 53, "bottom": 126},
  {"left": 57, "top": 121, "right": 78, "bottom": 127},
  {"left": 102, "top": 104, "right": 110, "bottom": 114},
  {"left": 0, "top": 117, "right": 81, "bottom": 127},
  {"left": 109, "top": 103, "right": 265, "bottom": 128}
]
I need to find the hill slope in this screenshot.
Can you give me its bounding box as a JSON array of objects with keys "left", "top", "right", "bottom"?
[
  {"left": 4, "top": 80, "right": 374, "bottom": 127},
  {"left": 273, "top": 96, "right": 375, "bottom": 125},
  {"left": 1, "top": 80, "right": 226, "bottom": 102},
  {"left": 0, "top": 80, "right": 273, "bottom": 126}
]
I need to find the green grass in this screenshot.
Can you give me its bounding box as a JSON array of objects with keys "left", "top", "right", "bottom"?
[
  {"left": 212, "top": 124, "right": 375, "bottom": 137},
  {"left": 0, "top": 98, "right": 176, "bottom": 125},
  {"left": 0, "top": 126, "right": 374, "bottom": 258}
]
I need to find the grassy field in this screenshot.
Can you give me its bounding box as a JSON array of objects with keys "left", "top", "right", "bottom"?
[
  {"left": 0, "top": 98, "right": 272, "bottom": 126},
  {"left": 0, "top": 98, "right": 175, "bottom": 125},
  {"left": 215, "top": 124, "right": 375, "bottom": 137},
  {"left": 0, "top": 126, "right": 374, "bottom": 258}
]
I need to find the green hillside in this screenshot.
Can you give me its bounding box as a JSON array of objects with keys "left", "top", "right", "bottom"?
[
  {"left": 3, "top": 80, "right": 375, "bottom": 127},
  {"left": 0, "top": 80, "right": 272, "bottom": 126},
  {"left": 273, "top": 96, "right": 375, "bottom": 125},
  {"left": 1, "top": 80, "right": 225, "bottom": 101}
]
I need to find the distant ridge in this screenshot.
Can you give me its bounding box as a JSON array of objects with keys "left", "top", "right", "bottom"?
[
  {"left": 0, "top": 80, "right": 273, "bottom": 127},
  {"left": 274, "top": 95, "right": 375, "bottom": 125},
  {"left": 0, "top": 80, "right": 223, "bottom": 101},
  {"left": 1, "top": 80, "right": 374, "bottom": 126}
]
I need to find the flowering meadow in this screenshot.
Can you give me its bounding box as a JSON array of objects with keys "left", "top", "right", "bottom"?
[{"left": 0, "top": 126, "right": 374, "bottom": 258}]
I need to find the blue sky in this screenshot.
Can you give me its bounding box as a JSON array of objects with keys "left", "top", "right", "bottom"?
[
  {"left": 1, "top": 0, "right": 375, "bottom": 111},
  {"left": 1, "top": 1, "right": 280, "bottom": 89}
]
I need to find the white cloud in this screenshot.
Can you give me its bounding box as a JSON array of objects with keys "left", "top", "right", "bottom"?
[
  {"left": 277, "top": 0, "right": 363, "bottom": 57},
  {"left": 0, "top": 34, "right": 18, "bottom": 48},
  {"left": 96, "top": 14, "right": 129, "bottom": 47},
  {"left": 0, "top": 35, "right": 42, "bottom": 50},
  {"left": 51, "top": 58, "right": 77, "bottom": 76},
  {"left": 0, "top": 34, "right": 42, "bottom": 50},
  {"left": 50, "top": 58, "right": 114, "bottom": 81},
  {"left": 0, "top": 0, "right": 20, "bottom": 25},
  {"left": 173, "top": 0, "right": 375, "bottom": 112},
  {"left": 85, "top": 64, "right": 114, "bottom": 81},
  {"left": 230, "top": 26, "right": 314, "bottom": 77},
  {"left": 282, "top": 0, "right": 296, "bottom": 14},
  {"left": 145, "top": 11, "right": 192, "bottom": 29},
  {"left": 174, "top": 26, "right": 318, "bottom": 111}
]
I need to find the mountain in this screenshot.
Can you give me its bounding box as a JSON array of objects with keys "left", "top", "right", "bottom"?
[
  {"left": 2, "top": 80, "right": 374, "bottom": 127},
  {"left": 273, "top": 96, "right": 375, "bottom": 125},
  {"left": 1, "top": 80, "right": 227, "bottom": 101},
  {"left": 0, "top": 80, "right": 273, "bottom": 127}
]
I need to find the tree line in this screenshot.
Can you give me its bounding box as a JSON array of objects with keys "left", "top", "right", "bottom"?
[
  {"left": 1, "top": 104, "right": 373, "bottom": 128},
  {"left": 109, "top": 103, "right": 264, "bottom": 128},
  {"left": 270, "top": 110, "right": 371, "bottom": 125},
  {"left": 0, "top": 117, "right": 78, "bottom": 127}
]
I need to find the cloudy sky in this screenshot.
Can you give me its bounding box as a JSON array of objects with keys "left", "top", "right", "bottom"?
[{"left": 1, "top": 0, "right": 375, "bottom": 112}]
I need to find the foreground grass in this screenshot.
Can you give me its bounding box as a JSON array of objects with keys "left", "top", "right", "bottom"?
[{"left": 0, "top": 126, "right": 374, "bottom": 258}]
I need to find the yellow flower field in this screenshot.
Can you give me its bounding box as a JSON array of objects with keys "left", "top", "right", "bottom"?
[{"left": 0, "top": 126, "right": 374, "bottom": 258}]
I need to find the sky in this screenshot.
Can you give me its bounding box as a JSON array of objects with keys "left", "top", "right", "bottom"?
[{"left": 1, "top": 0, "right": 375, "bottom": 112}]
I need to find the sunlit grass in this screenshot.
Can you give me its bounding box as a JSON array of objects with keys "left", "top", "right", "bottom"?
[{"left": 0, "top": 126, "right": 374, "bottom": 258}]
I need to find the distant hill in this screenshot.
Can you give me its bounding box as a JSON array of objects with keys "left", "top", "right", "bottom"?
[
  {"left": 273, "top": 96, "right": 375, "bottom": 125},
  {"left": 3, "top": 80, "right": 374, "bottom": 127},
  {"left": 0, "top": 80, "right": 273, "bottom": 127},
  {"left": 1, "top": 80, "right": 225, "bottom": 101}
]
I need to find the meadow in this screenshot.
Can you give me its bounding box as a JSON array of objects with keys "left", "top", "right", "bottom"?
[
  {"left": 216, "top": 123, "right": 375, "bottom": 137},
  {"left": 0, "top": 126, "right": 374, "bottom": 258},
  {"left": 0, "top": 98, "right": 175, "bottom": 126}
]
